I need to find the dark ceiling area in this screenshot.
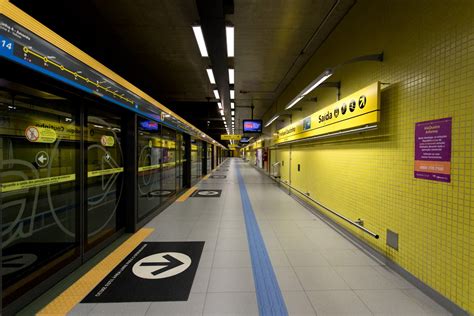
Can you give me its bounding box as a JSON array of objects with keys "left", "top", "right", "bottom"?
[{"left": 10, "top": 0, "right": 355, "bottom": 144}]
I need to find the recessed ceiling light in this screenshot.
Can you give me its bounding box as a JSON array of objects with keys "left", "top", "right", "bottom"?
[
  {"left": 192, "top": 26, "right": 208, "bottom": 57},
  {"left": 206, "top": 68, "right": 216, "bottom": 84},
  {"left": 226, "top": 26, "right": 234, "bottom": 57},
  {"left": 213, "top": 89, "right": 220, "bottom": 99},
  {"left": 232, "top": 117, "right": 235, "bottom": 121},
  {"left": 228, "top": 69, "right": 234, "bottom": 84}
]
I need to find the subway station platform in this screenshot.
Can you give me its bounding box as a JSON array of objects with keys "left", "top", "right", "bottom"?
[{"left": 25, "top": 158, "right": 449, "bottom": 316}]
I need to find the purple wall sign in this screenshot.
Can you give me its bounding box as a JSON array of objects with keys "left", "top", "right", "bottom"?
[{"left": 414, "top": 117, "right": 452, "bottom": 182}]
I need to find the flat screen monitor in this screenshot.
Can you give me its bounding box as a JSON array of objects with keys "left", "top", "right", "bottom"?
[
  {"left": 243, "top": 119, "right": 263, "bottom": 133},
  {"left": 139, "top": 120, "right": 159, "bottom": 131}
]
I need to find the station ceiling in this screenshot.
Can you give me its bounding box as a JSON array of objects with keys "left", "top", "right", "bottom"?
[{"left": 11, "top": 0, "right": 354, "bottom": 144}]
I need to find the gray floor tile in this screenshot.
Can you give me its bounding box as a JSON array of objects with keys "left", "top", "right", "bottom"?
[
  {"left": 213, "top": 250, "right": 252, "bottom": 267},
  {"left": 89, "top": 302, "right": 151, "bottom": 316},
  {"left": 356, "top": 289, "right": 428, "bottom": 315},
  {"left": 68, "top": 303, "right": 97, "bottom": 316},
  {"left": 208, "top": 267, "right": 255, "bottom": 292},
  {"left": 203, "top": 292, "right": 258, "bottom": 316},
  {"left": 215, "top": 237, "right": 249, "bottom": 251},
  {"left": 307, "top": 290, "right": 372, "bottom": 316},
  {"left": 401, "top": 289, "right": 450, "bottom": 315},
  {"left": 267, "top": 250, "right": 291, "bottom": 267},
  {"left": 218, "top": 227, "right": 247, "bottom": 238},
  {"left": 334, "top": 266, "right": 396, "bottom": 290},
  {"left": 285, "top": 249, "right": 330, "bottom": 267},
  {"left": 282, "top": 291, "right": 317, "bottom": 316},
  {"left": 372, "top": 266, "right": 415, "bottom": 289},
  {"left": 191, "top": 267, "right": 211, "bottom": 293},
  {"left": 145, "top": 293, "right": 206, "bottom": 316},
  {"left": 274, "top": 266, "right": 303, "bottom": 291},
  {"left": 294, "top": 266, "right": 349, "bottom": 290},
  {"left": 197, "top": 251, "right": 215, "bottom": 268},
  {"left": 322, "top": 249, "right": 379, "bottom": 266}
]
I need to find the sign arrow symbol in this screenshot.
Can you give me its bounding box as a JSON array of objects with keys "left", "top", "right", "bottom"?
[
  {"left": 140, "top": 254, "right": 184, "bottom": 276},
  {"left": 38, "top": 155, "right": 47, "bottom": 163}
]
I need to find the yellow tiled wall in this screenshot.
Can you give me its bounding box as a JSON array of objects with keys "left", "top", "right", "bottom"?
[{"left": 266, "top": 0, "right": 473, "bottom": 312}]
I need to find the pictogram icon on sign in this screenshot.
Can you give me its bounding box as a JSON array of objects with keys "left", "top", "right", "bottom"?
[
  {"left": 359, "top": 95, "right": 367, "bottom": 109},
  {"left": 35, "top": 151, "right": 49, "bottom": 167},
  {"left": 25, "top": 126, "right": 39, "bottom": 142},
  {"left": 349, "top": 100, "right": 356, "bottom": 112},
  {"left": 132, "top": 252, "right": 191, "bottom": 279},
  {"left": 341, "top": 103, "right": 347, "bottom": 115}
]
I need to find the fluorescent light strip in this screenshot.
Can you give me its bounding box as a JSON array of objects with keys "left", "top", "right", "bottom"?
[
  {"left": 232, "top": 117, "right": 235, "bottom": 121},
  {"left": 230, "top": 90, "right": 235, "bottom": 99},
  {"left": 231, "top": 102, "right": 235, "bottom": 109},
  {"left": 301, "top": 71, "right": 333, "bottom": 96},
  {"left": 219, "top": 109, "right": 224, "bottom": 116},
  {"left": 229, "top": 69, "right": 234, "bottom": 84},
  {"left": 222, "top": 116, "right": 226, "bottom": 121},
  {"left": 218, "top": 102, "right": 222, "bottom": 109},
  {"left": 192, "top": 26, "right": 208, "bottom": 57},
  {"left": 285, "top": 95, "right": 304, "bottom": 110},
  {"left": 226, "top": 26, "right": 234, "bottom": 57},
  {"left": 206, "top": 68, "right": 216, "bottom": 84},
  {"left": 264, "top": 114, "right": 280, "bottom": 127},
  {"left": 231, "top": 110, "right": 235, "bottom": 115},
  {"left": 213, "top": 89, "right": 220, "bottom": 99}
]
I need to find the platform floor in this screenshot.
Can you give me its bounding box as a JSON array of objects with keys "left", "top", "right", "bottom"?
[{"left": 69, "top": 158, "right": 450, "bottom": 316}]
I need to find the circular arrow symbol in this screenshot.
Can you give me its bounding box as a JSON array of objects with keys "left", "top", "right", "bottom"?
[
  {"left": 197, "top": 190, "right": 219, "bottom": 196},
  {"left": 35, "top": 151, "right": 49, "bottom": 167},
  {"left": 132, "top": 252, "right": 191, "bottom": 279}
]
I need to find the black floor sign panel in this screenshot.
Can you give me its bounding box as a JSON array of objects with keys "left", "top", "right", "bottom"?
[
  {"left": 82, "top": 242, "right": 204, "bottom": 302},
  {"left": 192, "top": 189, "right": 222, "bottom": 198},
  {"left": 210, "top": 175, "right": 226, "bottom": 179}
]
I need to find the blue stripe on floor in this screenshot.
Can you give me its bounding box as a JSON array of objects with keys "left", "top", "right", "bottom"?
[{"left": 236, "top": 165, "right": 288, "bottom": 316}]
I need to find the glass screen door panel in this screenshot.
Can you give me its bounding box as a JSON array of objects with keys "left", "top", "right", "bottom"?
[
  {"left": 137, "top": 117, "right": 162, "bottom": 220},
  {"left": 0, "top": 87, "right": 80, "bottom": 306},
  {"left": 161, "top": 126, "right": 176, "bottom": 203},
  {"left": 85, "top": 108, "right": 124, "bottom": 250}
]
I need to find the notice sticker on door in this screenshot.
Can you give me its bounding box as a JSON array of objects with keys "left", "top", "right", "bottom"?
[
  {"left": 25, "top": 126, "right": 57, "bottom": 143},
  {"left": 100, "top": 135, "right": 115, "bottom": 147}
]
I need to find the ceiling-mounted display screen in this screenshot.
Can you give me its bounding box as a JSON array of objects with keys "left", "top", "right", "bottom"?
[{"left": 243, "top": 120, "right": 263, "bottom": 133}]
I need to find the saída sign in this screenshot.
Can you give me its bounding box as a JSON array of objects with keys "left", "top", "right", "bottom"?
[{"left": 274, "top": 82, "right": 380, "bottom": 144}]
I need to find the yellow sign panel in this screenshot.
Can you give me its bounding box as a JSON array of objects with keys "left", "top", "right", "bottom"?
[
  {"left": 221, "top": 134, "right": 242, "bottom": 140},
  {"left": 24, "top": 126, "right": 57, "bottom": 143},
  {"left": 274, "top": 82, "right": 380, "bottom": 144},
  {"left": 87, "top": 167, "right": 124, "bottom": 178},
  {"left": 228, "top": 144, "right": 238, "bottom": 149},
  {"left": 0, "top": 174, "right": 76, "bottom": 193}
]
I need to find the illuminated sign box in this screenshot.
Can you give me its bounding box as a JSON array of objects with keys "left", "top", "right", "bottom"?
[{"left": 274, "top": 82, "right": 380, "bottom": 144}]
